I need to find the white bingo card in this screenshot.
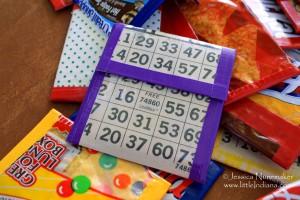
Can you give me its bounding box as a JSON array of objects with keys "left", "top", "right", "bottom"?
[
  {"left": 80, "top": 73, "right": 210, "bottom": 178},
  {"left": 68, "top": 24, "right": 235, "bottom": 182},
  {"left": 109, "top": 26, "right": 222, "bottom": 84}
]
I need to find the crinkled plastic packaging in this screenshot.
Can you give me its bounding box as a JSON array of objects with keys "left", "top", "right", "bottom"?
[
  {"left": 175, "top": 0, "right": 300, "bottom": 104},
  {"left": 74, "top": 0, "right": 164, "bottom": 35},
  {"left": 257, "top": 180, "right": 300, "bottom": 200},
  {"left": 51, "top": 7, "right": 161, "bottom": 102},
  {"left": 277, "top": 0, "right": 300, "bottom": 33},
  {"left": 0, "top": 109, "right": 170, "bottom": 200},
  {"left": 223, "top": 71, "right": 300, "bottom": 169},
  {"left": 213, "top": 129, "right": 300, "bottom": 184},
  {"left": 243, "top": 0, "right": 300, "bottom": 48}
]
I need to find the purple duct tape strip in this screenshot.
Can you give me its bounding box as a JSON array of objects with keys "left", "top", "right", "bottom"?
[
  {"left": 96, "top": 23, "right": 124, "bottom": 71},
  {"left": 67, "top": 24, "right": 124, "bottom": 145},
  {"left": 189, "top": 99, "right": 223, "bottom": 181},
  {"left": 67, "top": 72, "right": 105, "bottom": 145},
  {"left": 101, "top": 61, "right": 228, "bottom": 100},
  {"left": 99, "top": 23, "right": 235, "bottom": 101},
  {"left": 190, "top": 47, "right": 235, "bottom": 182}
]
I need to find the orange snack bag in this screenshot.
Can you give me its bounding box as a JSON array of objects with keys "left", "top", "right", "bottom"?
[{"left": 173, "top": 0, "right": 300, "bottom": 104}]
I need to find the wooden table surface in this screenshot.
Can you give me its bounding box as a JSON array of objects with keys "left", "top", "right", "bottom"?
[{"left": 0, "top": 1, "right": 276, "bottom": 199}]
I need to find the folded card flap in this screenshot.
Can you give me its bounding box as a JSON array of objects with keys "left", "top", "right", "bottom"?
[{"left": 98, "top": 23, "right": 236, "bottom": 101}]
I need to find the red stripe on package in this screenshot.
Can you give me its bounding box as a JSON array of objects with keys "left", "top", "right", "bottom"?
[
  {"left": 172, "top": 0, "right": 300, "bottom": 104},
  {"left": 49, "top": 0, "right": 73, "bottom": 11},
  {"left": 51, "top": 87, "right": 87, "bottom": 102},
  {"left": 277, "top": 0, "right": 300, "bottom": 33},
  {"left": 161, "top": 0, "right": 198, "bottom": 40}
]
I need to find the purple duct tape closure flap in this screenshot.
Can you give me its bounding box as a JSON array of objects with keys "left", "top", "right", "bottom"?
[
  {"left": 99, "top": 23, "right": 235, "bottom": 101},
  {"left": 67, "top": 23, "right": 235, "bottom": 183}
]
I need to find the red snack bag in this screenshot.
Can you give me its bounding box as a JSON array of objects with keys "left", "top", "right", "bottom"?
[
  {"left": 223, "top": 73, "right": 300, "bottom": 169},
  {"left": 257, "top": 180, "right": 300, "bottom": 200},
  {"left": 173, "top": 0, "right": 300, "bottom": 104},
  {"left": 49, "top": 0, "right": 73, "bottom": 11},
  {"left": 243, "top": 0, "right": 300, "bottom": 49},
  {"left": 277, "top": 0, "right": 300, "bottom": 33}
]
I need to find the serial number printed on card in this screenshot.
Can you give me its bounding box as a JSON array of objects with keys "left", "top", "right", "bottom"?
[
  {"left": 79, "top": 73, "right": 211, "bottom": 178},
  {"left": 111, "top": 27, "right": 222, "bottom": 84}
]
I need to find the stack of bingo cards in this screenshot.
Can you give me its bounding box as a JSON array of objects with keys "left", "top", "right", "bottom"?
[
  {"left": 0, "top": 109, "right": 170, "bottom": 199},
  {"left": 67, "top": 24, "right": 236, "bottom": 182}
]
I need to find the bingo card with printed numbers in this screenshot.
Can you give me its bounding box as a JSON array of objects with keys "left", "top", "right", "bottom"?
[{"left": 67, "top": 24, "right": 236, "bottom": 182}]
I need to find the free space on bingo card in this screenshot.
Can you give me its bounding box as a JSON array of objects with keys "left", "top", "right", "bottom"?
[{"left": 67, "top": 24, "right": 236, "bottom": 182}]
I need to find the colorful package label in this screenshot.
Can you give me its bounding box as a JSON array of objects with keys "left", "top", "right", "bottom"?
[
  {"left": 212, "top": 129, "right": 300, "bottom": 184},
  {"left": 67, "top": 24, "right": 235, "bottom": 182},
  {"left": 74, "top": 0, "right": 164, "bottom": 34},
  {"left": 0, "top": 109, "right": 170, "bottom": 200},
  {"left": 277, "top": 0, "right": 300, "bottom": 33},
  {"left": 260, "top": 74, "right": 300, "bottom": 105},
  {"left": 286, "top": 49, "right": 300, "bottom": 62},
  {"left": 88, "top": 0, "right": 149, "bottom": 23},
  {"left": 243, "top": 0, "right": 300, "bottom": 48},
  {"left": 51, "top": 8, "right": 161, "bottom": 102},
  {"left": 258, "top": 180, "right": 300, "bottom": 200}
]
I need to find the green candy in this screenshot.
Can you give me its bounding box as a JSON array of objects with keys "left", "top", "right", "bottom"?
[
  {"left": 72, "top": 175, "right": 91, "bottom": 194},
  {"left": 99, "top": 154, "right": 118, "bottom": 170}
]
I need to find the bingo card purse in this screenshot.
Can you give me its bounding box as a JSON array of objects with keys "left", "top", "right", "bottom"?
[{"left": 67, "top": 24, "right": 236, "bottom": 182}]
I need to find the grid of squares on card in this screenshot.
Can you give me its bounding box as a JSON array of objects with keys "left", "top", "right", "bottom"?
[
  {"left": 111, "top": 26, "right": 222, "bottom": 84},
  {"left": 79, "top": 73, "right": 211, "bottom": 177}
]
